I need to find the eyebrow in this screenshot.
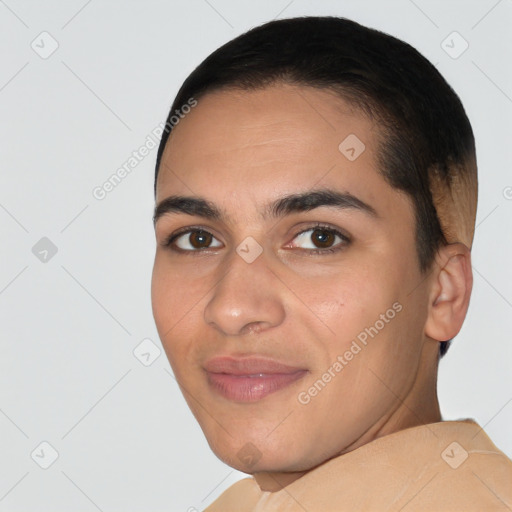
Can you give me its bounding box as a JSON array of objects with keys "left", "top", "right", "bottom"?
[{"left": 153, "top": 189, "right": 379, "bottom": 225}]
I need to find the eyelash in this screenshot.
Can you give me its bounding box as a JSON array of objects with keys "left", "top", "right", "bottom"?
[{"left": 161, "top": 223, "right": 351, "bottom": 256}]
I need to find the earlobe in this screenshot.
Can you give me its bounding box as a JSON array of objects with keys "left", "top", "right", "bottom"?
[{"left": 424, "top": 243, "right": 473, "bottom": 342}]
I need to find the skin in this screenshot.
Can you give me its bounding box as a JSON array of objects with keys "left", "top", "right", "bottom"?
[{"left": 151, "top": 83, "right": 472, "bottom": 490}]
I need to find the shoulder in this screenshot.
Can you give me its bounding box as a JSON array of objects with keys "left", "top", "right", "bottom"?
[
  {"left": 203, "top": 477, "right": 261, "bottom": 512},
  {"left": 417, "top": 425, "right": 512, "bottom": 510}
]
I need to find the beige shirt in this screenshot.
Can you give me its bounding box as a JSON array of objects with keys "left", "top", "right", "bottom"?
[{"left": 204, "top": 419, "right": 512, "bottom": 511}]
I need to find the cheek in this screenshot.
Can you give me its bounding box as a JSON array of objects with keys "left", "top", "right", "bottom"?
[
  {"left": 151, "top": 258, "right": 175, "bottom": 330},
  {"left": 150, "top": 257, "right": 195, "bottom": 352},
  {"left": 301, "top": 266, "right": 393, "bottom": 346},
  {"left": 151, "top": 256, "right": 216, "bottom": 376}
]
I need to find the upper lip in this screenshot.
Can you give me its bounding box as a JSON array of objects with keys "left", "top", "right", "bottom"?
[{"left": 204, "top": 356, "right": 306, "bottom": 376}]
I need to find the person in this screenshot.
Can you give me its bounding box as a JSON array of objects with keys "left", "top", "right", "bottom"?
[{"left": 150, "top": 16, "right": 512, "bottom": 511}]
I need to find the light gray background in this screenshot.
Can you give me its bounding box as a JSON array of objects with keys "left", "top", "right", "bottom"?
[{"left": 0, "top": 1, "right": 511, "bottom": 511}]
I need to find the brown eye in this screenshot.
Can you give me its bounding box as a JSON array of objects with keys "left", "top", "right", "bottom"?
[
  {"left": 290, "top": 225, "right": 349, "bottom": 253},
  {"left": 167, "top": 229, "right": 223, "bottom": 251},
  {"left": 189, "top": 230, "right": 213, "bottom": 248},
  {"left": 311, "top": 228, "right": 336, "bottom": 248}
]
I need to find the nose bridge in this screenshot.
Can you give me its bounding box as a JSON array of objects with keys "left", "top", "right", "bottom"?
[{"left": 203, "top": 243, "right": 285, "bottom": 335}]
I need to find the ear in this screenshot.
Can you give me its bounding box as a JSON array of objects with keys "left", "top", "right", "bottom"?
[{"left": 424, "top": 243, "right": 473, "bottom": 342}]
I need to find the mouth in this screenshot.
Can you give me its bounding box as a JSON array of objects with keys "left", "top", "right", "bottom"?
[{"left": 203, "top": 356, "right": 308, "bottom": 402}]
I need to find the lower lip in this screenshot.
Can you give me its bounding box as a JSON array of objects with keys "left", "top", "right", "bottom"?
[{"left": 206, "top": 370, "right": 308, "bottom": 402}]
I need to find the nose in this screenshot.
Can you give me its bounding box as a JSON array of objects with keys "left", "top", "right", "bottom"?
[{"left": 203, "top": 246, "right": 286, "bottom": 336}]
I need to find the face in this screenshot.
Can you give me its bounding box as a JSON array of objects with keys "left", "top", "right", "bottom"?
[{"left": 151, "top": 84, "right": 436, "bottom": 476}]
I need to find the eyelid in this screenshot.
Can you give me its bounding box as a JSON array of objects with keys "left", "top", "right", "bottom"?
[
  {"left": 161, "top": 225, "right": 224, "bottom": 250},
  {"left": 284, "top": 223, "right": 351, "bottom": 252},
  {"left": 291, "top": 223, "right": 350, "bottom": 242}
]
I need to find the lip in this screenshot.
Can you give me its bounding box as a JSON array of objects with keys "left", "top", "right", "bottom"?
[
  {"left": 204, "top": 356, "right": 308, "bottom": 402},
  {"left": 204, "top": 356, "right": 306, "bottom": 375}
]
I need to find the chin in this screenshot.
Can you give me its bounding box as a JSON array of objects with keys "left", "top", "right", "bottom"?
[
  {"left": 206, "top": 431, "right": 313, "bottom": 474},
  {"left": 220, "top": 450, "right": 299, "bottom": 474}
]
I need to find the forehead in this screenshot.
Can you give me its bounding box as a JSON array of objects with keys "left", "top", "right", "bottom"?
[{"left": 156, "top": 84, "right": 412, "bottom": 226}]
